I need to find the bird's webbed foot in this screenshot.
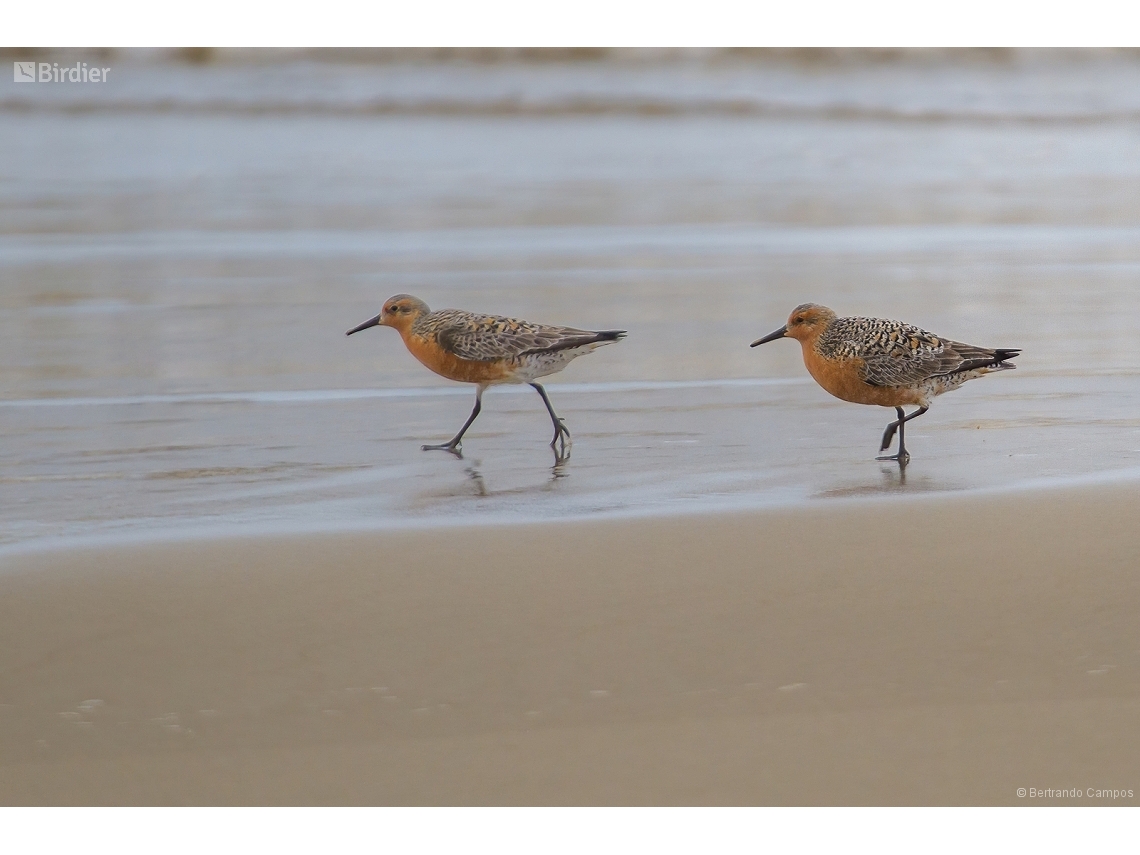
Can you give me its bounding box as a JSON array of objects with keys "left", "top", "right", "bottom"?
[
  {"left": 875, "top": 450, "right": 910, "bottom": 466},
  {"left": 422, "top": 441, "right": 464, "bottom": 458},
  {"left": 550, "top": 419, "right": 571, "bottom": 454}
]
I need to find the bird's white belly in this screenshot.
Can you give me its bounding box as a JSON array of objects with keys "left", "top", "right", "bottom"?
[
  {"left": 507, "top": 345, "right": 600, "bottom": 383},
  {"left": 917, "top": 370, "right": 983, "bottom": 403}
]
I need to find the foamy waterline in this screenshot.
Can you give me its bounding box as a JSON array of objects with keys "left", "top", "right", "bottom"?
[
  {"left": 5, "top": 462, "right": 1140, "bottom": 562},
  {"left": 0, "top": 377, "right": 807, "bottom": 409},
  {"left": 6, "top": 224, "right": 1140, "bottom": 267}
]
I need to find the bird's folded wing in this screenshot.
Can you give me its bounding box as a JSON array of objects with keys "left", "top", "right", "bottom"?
[
  {"left": 435, "top": 312, "right": 601, "bottom": 362},
  {"left": 862, "top": 335, "right": 1011, "bottom": 386},
  {"left": 855, "top": 324, "right": 970, "bottom": 387}
]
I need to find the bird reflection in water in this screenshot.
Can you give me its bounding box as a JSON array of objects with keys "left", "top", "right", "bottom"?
[
  {"left": 812, "top": 463, "right": 959, "bottom": 500},
  {"left": 459, "top": 446, "right": 570, "bottom": 500}
]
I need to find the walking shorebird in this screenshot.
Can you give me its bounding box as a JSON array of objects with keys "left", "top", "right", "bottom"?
[
  {"left": 751, "top": 304, "right": 1019, "bottom": 464},
  {"left": 346, "top": 295, "right": 626, "bottom": 456}
]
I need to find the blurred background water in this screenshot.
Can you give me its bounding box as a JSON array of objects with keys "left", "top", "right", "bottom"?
[{"left": 3, "top": 48, "right": 1140, "bottom": 551}]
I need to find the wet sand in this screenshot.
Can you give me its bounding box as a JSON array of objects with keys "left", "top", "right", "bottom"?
[
  {"left": 2, "top": 478, "right": 1138, "bottom": 805},
  {"left": 5, "top": 52, "right": 1140, "bottom": 549}
]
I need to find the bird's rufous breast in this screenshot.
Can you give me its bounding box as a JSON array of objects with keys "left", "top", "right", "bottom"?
[
  {"left": 799, "top": 328, "right": 926, "bottom": 408},
  {"left": 401, "top": 331, "right": 514, "bottom": 384}
]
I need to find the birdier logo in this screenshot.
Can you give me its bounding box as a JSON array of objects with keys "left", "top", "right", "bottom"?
[{"left": 13, "top": 61, "right": 110, "bottom": 83}]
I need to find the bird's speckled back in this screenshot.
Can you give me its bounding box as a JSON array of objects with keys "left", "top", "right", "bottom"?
[
  {"left": 413, "top": 309, "right": 616, "bottom": 363},
  {"left": 816, "top": 316, "right": 1010, "bottom": 388}
]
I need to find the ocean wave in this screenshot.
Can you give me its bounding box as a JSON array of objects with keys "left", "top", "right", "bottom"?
[
  {"left": 8, "top": 47, "right": 1140, "bottom": 123},
  {"left": 5, "top": 47, "right": 1140, "bottom": 67},
  {"left": 5, "top": 95, "right": 1140, "bottom": 124}
]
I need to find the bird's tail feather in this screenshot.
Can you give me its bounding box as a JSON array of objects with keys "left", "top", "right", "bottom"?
[
  {"left": 956, "top": 347, "right": 1020, "bottom": 373},
  {"left": 532, "top": 330, "right": 626, "bottom": 354},
  {"left": 593, "top": 330, "right": 627, "bottom": 343},
  {"left": 987, "top": 348, "right": 1020, "bottom": 371}
]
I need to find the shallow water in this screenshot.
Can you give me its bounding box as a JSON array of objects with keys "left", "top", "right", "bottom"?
[{"left": 3, "top": 50, "right": 1140, "bottom": 552}]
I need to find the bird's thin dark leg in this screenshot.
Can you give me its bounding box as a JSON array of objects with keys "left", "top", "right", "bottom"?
[
  {"left": 877, "top": 405, "right": 929, "bottom": 464},
  {"left": 422, "top": 388, "right": 483, "bottom": 455},
  {"left": 878, "top": 407, "right": 907, "bottom": 455},
  {"left": 895, "top": 413, "right": 909, "bottom": 464},
  {"left": 531, "top": 382, "right": 571, "bottom": 454}
]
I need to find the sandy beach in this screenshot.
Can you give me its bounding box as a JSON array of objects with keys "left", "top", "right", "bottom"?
[{"left": 2, "top": 477, "right": 1138, "bottom": 805}]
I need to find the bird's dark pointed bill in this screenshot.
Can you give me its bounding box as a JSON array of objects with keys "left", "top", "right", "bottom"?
[
  {"left": 751, "top": 325, "right": 787, "bottom": 347},
  {"left": 346, "top": 313, "right": 383, "bottom": 336}
]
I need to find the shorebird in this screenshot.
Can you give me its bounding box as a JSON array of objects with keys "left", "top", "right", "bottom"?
[
  {"left": 346, "top": 294, "right": 626, "bottom": 456},
  {"left": 751, "top": 304, "right": 1019, "bottom": 463}
]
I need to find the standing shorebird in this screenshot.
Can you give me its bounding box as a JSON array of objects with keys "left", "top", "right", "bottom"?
[
  {"left": 751, "top": 304, "right": 1019, "bottom": 463},
  {"left": 346, "top": 295, "right": 626, "bottom": 456}
]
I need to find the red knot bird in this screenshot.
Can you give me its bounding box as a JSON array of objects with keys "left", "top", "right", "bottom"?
[
  {"left": 751, "top": 303, "right": 1020, "bottom": 464},
  {"left": 346, "top": 294, "right": 626, "bottom": 456}
]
